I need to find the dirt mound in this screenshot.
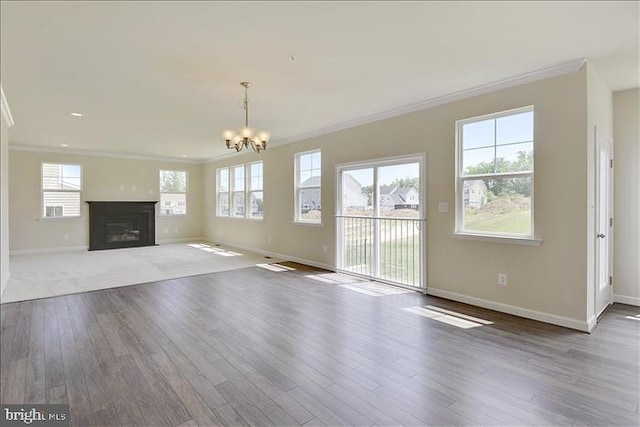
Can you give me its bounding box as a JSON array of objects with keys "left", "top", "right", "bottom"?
[{"left": 479, "top": 197, "right": 530, "bottom": 215}]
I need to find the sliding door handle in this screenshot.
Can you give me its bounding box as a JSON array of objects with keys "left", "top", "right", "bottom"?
[{"left": 597, "top": 234, "right": 606, "bottom": 239}]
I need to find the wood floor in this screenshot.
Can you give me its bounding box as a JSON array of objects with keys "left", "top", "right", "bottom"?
[{"left": 1, "top": 263, "right": 639, "bottom": 426}]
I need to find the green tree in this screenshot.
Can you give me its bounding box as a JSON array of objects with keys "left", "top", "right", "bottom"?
[
  {"left": 160, "top": 171, "right": 186, "bottom": 193},
  {"left": 391, "top": 177, "right": 419, "bottom": 190},
  {"left": 361, "top": 185, "right": 373, "bottom": 207},
  {"left": 464, "top": 150, "right": 532, "bottom": 197}
]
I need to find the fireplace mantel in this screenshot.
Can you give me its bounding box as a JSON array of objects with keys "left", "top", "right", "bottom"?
[{"left": 87, "top": 201, "right": 158, "bottom": 251}]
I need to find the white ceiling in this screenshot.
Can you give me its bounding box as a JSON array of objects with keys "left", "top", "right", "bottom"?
[{"left": 1, "top": 1, "right": 638, "bottom": 161}]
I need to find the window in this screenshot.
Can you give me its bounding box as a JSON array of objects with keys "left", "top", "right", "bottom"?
[
  {"left": 456, "top": 107, "right": 534, "bottom": 237},
  {"left": 248, "top": 161, "right": 264, "bottom": 219},
  {"left": 217, "top": 168, "right": 230, "bottom": 216},
  {"left": 295, "top": 150, "right": 321, "bottom": 223},
  {"left": 159, "top": 170, "right": 187, "bottom": 215},
  {"left": 41, "top": 163, "right": 82, "bottom": 218},
  {"left": 231, "top": 164, "right": 245, "bottom": 217},
  {"left": 216, "top": 162, "right": 264, "bottom": 219}
]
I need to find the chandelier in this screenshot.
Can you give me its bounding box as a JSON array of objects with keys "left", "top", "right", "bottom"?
[{"left": 222, "top": 82, "right": 270, "bottom": 153}]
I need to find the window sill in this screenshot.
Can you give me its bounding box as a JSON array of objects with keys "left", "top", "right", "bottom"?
[
  {"left": 293, "top": 221, "right": 323, "bottom": 227},
  {"left": 158, "top": 214, "right": 189, "bottom": 218},
  {"left": 452, "top": 232, "right": 542, "bottom": 246},
  {"left": 38, "top": 216, "right": 82, "bottom": 222},
  {"left": 215, "top": 215, "right": 263, "bottom": 221}
]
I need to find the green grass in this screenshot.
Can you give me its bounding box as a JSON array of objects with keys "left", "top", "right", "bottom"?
[
  {"left": 464, "top": 210, "right": 531, "bottom": 234},
  {"left": 343, "top": 236, "right": 420, "bottom": 286},
  {"left": 380, "top": 237, "right": 420, "bottom": 286}
]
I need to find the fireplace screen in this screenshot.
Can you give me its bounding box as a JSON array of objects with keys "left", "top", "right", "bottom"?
[{"left": 106, "top": 222, "right": 141, "bottom": 243}]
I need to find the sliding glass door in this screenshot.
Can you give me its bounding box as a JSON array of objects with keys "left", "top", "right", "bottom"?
[{"left": 336, "top": 155, "right": 426, "bottom": 289}]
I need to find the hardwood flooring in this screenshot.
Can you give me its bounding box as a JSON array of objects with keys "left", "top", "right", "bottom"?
[{"left": 1, "top": 263, "right": 639, "bottom": 426}]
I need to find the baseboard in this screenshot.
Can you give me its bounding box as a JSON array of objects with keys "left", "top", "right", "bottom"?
[
  {"left": 9, "top": 238, "right": 208, "bottom": 255},
  {"left": 426, "top": 287, "right": 590, "bottom": 332},
  {"left": 156, "top": 237, "right": 207, "bottom": 245},
  {"left": 587, "top": 315, "right": 598, "bottom": 333},
  {"left": 0, "top": 271, "right": 9, "bottom": 302},
  {"left": 613, "top": 294, "right": 640, "bottom": 306},
  {"left": 10, "top": 245, "right": 89, "bottom": 255},
  {"left": 205, "top": 238, "right": 334, "bottom": 272}
]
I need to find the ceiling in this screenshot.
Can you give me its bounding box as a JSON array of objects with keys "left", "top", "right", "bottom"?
[{"left": 1, "top": 1, "right": 638, "bottom": 161}]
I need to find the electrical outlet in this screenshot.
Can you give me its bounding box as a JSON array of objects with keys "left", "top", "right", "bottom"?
[
  {"left": 63, "top": 233, "right": 70, "bottom": 240},
  {"left": 498, "top": 273, "right": 508, "bottom": 286},
  {"left": 268, "top": 236, "right": 272, "bottom": 244},
  {"left": 438, "top": 202, "right": 448, "bottom": 213},
  {"left": 323, "top": 245, "right": 328, "bottom": 253}
]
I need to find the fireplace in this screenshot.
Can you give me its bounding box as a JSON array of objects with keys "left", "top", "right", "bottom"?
[{"left": 87, "top": 201, "right": 157, "bottom": 250}]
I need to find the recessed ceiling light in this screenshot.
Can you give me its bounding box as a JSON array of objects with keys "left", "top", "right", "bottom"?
[
  {"left": 60, "top": 144, "right": 69, "bottom": 147},
  {"left": 181, "top": 154, "right": 188, "bottom": 158},
  {"left": 70, "top": 112, "right": 83, "bottom": 117},
  {"left": 288, "top": 55, "right": 297, "bottom": 61}
]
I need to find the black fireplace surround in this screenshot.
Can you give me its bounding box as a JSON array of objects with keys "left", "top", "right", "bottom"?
[{"left": 87, "top": 201, "right": 158, "bottom": 251}]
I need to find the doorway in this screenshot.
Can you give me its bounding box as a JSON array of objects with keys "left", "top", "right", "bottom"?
[
  {"left": 336, "top": 154, "right": 426, "bottom": 289},
  {"left": 595, "top": 129, "right": 613, "bottom": 318}
]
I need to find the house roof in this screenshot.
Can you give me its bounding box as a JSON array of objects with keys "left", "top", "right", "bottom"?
[{"left": 301, "top": 176, "right": 321, "bottom": 187}]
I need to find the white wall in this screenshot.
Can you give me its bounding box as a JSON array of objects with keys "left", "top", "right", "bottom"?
[
  {"left": 0, "top": 86, "right": 12, "bottom": 300},
  {"left": 8, "top": 150, "right": 204, "bottom": 252},
  {"left": 613, "top": 88, "right": 640, "bottom": 305},
  {"left": 204, "top": 68, "right": 594, "bottom": 330}
]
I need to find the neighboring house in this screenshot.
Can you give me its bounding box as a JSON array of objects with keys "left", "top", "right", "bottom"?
[
  {"left": 42, "top": 172, "right": 82, "bottom": 217},
  {"left": 379, "top": 185, "right": 420, "bottom": 210},
  {"left": 342, "top": 174, "right": 368, "bottom": 211},
  {"left": 463, "top": 180, "right": 487, "bottom": 208},
  {"left": 300, "top": 176, "right": 321, "bottom": 212},
  {"left": 161, "top": 193, "right": 187, "bottom": 215},
  {"left": 379, "top": 184, "right": 396, "bottom": 210}
]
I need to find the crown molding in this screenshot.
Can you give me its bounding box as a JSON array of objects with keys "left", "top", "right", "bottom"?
[
  {"left": 0, "top": 85, "right": 15, "bottom": 128},
  {"left": 8, "top": 144, "right": 204, "bottom": 164},
  {"left": 243, "top": 58, "right": 587, "bottom": 158}
]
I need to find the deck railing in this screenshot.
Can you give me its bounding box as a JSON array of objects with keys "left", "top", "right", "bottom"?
[{"left": 336, "top": 215, "right": 425, "bottom": 288}]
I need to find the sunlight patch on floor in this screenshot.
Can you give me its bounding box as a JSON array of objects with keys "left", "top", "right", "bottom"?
[
  {"left": 403, "top": 305, "right": 494, "bottom": 329},
  {"left": 188, "top": 243, "right": 242, "bottom": 256},
  {"left": 625, "top": 314, "right": 640, "bottom": 321},
  {"left": 305, "top": 272, "right": 363, "bottom": 284},
  {"left": 339, "top": 281, "right": 412, "bottom": 297},
  {"left": 256, "top": 263, "right": 296, "bottom": 272}
]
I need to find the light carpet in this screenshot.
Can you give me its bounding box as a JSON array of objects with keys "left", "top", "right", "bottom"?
[{"left": 2, "top": 242, "right": 279, "bottom": 303}]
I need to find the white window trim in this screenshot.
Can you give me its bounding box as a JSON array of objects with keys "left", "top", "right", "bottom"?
[
  {"left": 230, "top": 164, "right": 246, "bottom": 218},
  {"left": 159, "top": 169, "right": 188, "bottom": 216},
  {"left": 454, "top": 105, "right": 538, "bottom": 242},
  {"left": 217, "top": 162, "right": 264, "bottom": 220},
  {"left": 247, "top": 160, "right": 264, "bottom": 220},
  {"left": 294, "top": 149, "right": 322, "bottom": 224},
  {"left": 216, "top": 167, "right": 230, "bottom": 217},
  {"left": 40, "top": 162, "right": 82, "bottom": 220}
]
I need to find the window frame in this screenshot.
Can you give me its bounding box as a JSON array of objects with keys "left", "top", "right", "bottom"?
[
  {"left": 454, "top": 106, "right": 536, "bottom": 241},
  {"left": 41, "top": 162, "right": 83, "bottom": 220},
  {"left": 216, "top": 167, "right": 230, "bottom": 217},
  {"left": 247, "top": 160, "right": 264, "bottom": 220},
  {"left": 294, "top": 149, "right": 322, "bottom": 224},
  {"left": 159, "top": 169, "right": 188, "bottom": 216},
  {"left": 230, "top": 164, "right": 246, "bottom": 218}
]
